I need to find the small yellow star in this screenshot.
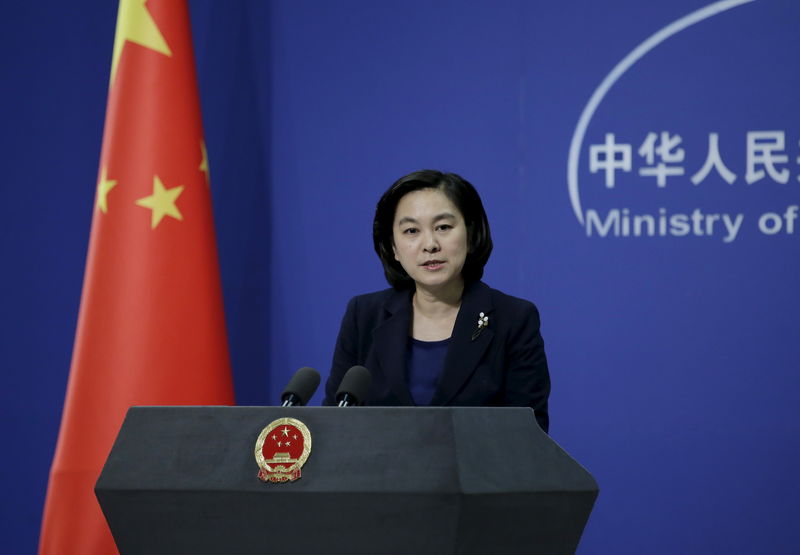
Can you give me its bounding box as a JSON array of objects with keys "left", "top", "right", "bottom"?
[
  {"left": 135, "top": 175, "right": 184, "bottom": 229},
  {"left": 96, "top": 167, "right": 118, "bottom": 214},
  {"left": 110, "top": 0, "right": 172, "bottom": 86},
  {"left": 199, "top": 141, "right": 210, "bottom": 185}
]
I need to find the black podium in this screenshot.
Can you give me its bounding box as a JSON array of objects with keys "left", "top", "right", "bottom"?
[{"left": 96, "top": 407, "right": 598, "bottom": 554}]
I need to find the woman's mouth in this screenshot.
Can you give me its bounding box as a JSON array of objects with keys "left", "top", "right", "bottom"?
[{"left": 421, "top": 260, "right": 445, "bottom": 270}]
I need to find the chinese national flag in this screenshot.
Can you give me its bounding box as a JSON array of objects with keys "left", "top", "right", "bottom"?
[{"left": 39, "top": 1, "right": 235, "bottom": 553}]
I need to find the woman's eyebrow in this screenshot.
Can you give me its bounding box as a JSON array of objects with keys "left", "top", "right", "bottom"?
[{"left": 396, "top": 212, "right": 456, "bottom": 226}]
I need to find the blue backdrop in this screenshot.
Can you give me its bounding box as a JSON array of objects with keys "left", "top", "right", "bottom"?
[{"left": 2, "top": 1, "right": 798, "bottom": 553}]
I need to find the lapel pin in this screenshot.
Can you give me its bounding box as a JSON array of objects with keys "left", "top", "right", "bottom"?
[{"left": 471, "top": 312, "right": 489, "bottom": 341}]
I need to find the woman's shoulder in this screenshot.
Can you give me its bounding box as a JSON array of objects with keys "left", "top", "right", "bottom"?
[
  {"left": 471, "top": 283, "right": 543, "bottom": 339},
  {"left": 476, "top": 281, "right": 542, "bottom": 319},
  {"left": 345, "top": 287, "right": 409, "bottom": 314}
]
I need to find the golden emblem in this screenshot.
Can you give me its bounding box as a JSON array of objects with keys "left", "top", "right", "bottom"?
[{"left": 254, "top": 417, "right": 312, "bottom": 483}]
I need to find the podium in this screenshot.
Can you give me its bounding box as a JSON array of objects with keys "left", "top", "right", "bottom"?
[{"left": 96, "top": 407, "right": 598, "bottom": 554}]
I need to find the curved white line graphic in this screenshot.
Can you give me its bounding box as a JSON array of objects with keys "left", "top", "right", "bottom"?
[{"left": 567, "top": 0, "right": 757, "bottom": 225}]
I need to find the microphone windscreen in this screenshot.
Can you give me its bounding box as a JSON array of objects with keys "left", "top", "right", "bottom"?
[
  {"left": 282, "top": 366, "right": 321, "bottom": 405},
  {"left": 335, "top": 365, "right": 372, "bottom": 404}
]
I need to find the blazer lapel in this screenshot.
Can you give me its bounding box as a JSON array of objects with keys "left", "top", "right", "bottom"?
[
  {"left": 431, "top": 281, "right": 495, "bottom": 405},
  {"left": 371, "top": 288, "right": 416, "bottom": 405}
]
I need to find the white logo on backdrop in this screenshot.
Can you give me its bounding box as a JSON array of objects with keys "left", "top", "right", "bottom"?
[{"left": 565, "top": 0, "right": 798, "bottom": 242}]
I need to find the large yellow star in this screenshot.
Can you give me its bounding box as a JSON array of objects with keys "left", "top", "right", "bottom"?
[
  {"left": 199, "top": 141, "right": 210, "bottom": 186},
  {"left": 110, "top": 0, "right": 172, "bottom": 86},
  {"left": 135, "top": 175, "right": 184, "bottom": 229},
  {"left": 96, "top": 167, "right": 118, "bottom": 214}
]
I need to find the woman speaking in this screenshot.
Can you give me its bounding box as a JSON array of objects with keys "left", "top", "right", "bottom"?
[{"left": 323, "top": 170, "right": 550, "bottom": 432}]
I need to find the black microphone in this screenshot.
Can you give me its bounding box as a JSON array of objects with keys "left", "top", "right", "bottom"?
[
  {"left": 335, "top": 365, "right": 372, "bottom": 407},
  {"left": 281, "top": 366, "right": 321, "bottom": 406}
]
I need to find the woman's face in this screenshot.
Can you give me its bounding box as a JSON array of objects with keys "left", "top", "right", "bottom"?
[{"left": 392, "top": 188, "right": 468, "bottom": 294}]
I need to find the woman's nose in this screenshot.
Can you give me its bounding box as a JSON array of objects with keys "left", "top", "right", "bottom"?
[{"left": 423, "top": 233, "right": 440, "bottom": 253}]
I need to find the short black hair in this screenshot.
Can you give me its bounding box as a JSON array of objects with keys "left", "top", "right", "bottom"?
[{"left": 373, "top": 169, "right": 493, "bottom": 289}]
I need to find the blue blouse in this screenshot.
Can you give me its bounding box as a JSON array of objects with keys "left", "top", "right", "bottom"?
[{"left": 406, "top": 337, "right": 451, "bottom": 406}]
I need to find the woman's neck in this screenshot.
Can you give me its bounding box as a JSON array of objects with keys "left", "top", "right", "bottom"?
[
  {"left": 411, "top": 280, "right": 464, "bottom": 340},
  {"left": 412, "top": 280, "right": 464, "bottom": 318}
]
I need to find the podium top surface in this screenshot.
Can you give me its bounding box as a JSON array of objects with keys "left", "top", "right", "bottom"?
[{"left": 97, "top": 406, "right": 597, "bottom": 496}]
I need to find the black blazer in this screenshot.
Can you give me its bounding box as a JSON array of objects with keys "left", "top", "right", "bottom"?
[{"left": 324, "top": 281, "right": 550, "bottom": 432}]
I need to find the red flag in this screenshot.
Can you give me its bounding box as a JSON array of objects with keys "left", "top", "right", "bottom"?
[{"left": 39, "top": 1, "right": 235, "bottom": 553}]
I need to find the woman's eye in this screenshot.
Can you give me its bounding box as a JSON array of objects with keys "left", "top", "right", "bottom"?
[
  {"left": 437, "top": 224, "right": 452, "bottom": 231},
  {"left": 402, "top": 228, "right": 418, "bottom": 235}
]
